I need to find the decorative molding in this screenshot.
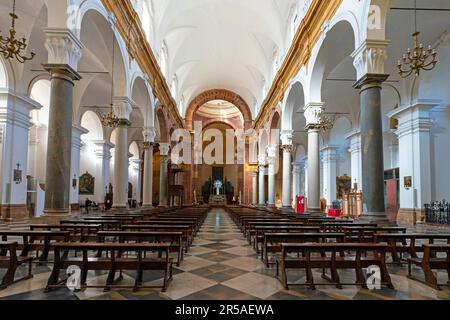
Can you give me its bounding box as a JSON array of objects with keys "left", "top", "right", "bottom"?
[
  {"left": 100, "top": 0, "right": 184, "bottom": 128},
  {"left": 351, "top": 39, "right": 390, "bottom": 81},
  {"left": 253, "top": 0, "right": 342, "bottom": 129},
  {"left": 43, "top": 28, "right": 84, "bottom": 71}
]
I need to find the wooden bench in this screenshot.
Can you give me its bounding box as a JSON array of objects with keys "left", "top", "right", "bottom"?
[
  {"left": 0, "top": 231, "right": 70, "bottom": 262},
  {"left": 407, "top": 244, "right": 450, "bottom": 290},
  {"left": 97, "top": 231, "right": 184, "bottom": 266},
  {"left": 0, "top": 241, "right": 33, "bottom": 290},
  {"left": 263, "top": 232, "right": 345, "bottom": 267},
  {"left": 121, "top": 225, "right": 193, "bottom": 252},
  {"left": 277, "top": 243, "right": 393, "bottom": 290},
  {"left": 46, "top": 242, "right": 173, "bottom": 292},
  {"left": 343, "top": 227, "right": 407, "bottom": 243},
  {"left": 30, "top": 224, "right": 101, "bottom": 242},
  {"left": 61, "top": 220, "right": 120, "bottom": 230},
  {"left": 244, "top": 222, "right": 306, "bottom": 242},
  {"left": 253, "top": 226, "right": 321, "bottom": 252}
]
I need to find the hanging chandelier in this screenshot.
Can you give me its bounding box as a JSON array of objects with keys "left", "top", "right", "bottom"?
[
  {"left": 397, "top": 0, "right": 437, "bottom": 78},
  {"left": 318, "top": 114, "right": 334, "bottom": 131},
  {"left": 101, "top": 16, "right": 120, "bottom": 128},
  {"left": 0, "top": 0, "right": 35, "bottom": 63}
]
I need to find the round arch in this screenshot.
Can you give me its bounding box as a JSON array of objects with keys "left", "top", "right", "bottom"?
[{"left": 185, "top": 89, "right": 253, "bottom": 130}]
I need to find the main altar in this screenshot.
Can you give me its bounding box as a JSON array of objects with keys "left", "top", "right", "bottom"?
[{"left": 200, "top": 177, "right": 235, "bottom": 205}]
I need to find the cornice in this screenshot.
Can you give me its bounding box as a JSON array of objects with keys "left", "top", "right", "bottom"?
[
  {"left": 253, "top": 0, "right": 342, "bottom": 129},
  {"left": 100, "top": 0, "right": 184, "bottom": 129}
]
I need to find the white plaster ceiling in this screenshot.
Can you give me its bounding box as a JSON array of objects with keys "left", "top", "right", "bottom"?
[
  {"left": 148, "top": 0, "right": 297, "bottom": 117},
  {"left": 196, "top": 100, "right": 242, "bottom": 119}
]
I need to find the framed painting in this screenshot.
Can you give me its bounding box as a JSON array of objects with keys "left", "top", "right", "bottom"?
[{"left": 79, "top": 172, "right": 95, "bottom": 195}]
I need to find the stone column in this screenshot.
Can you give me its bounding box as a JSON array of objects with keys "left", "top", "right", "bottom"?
[
  {"left": 252, "top": 171, "right": 258, "bottom": 205},
  {"left": 142, "top": 142, "right": 155, "bottom": 207},
  {"left": 304, "top": 103, "right": 324, "bottom": 215},
  {"left": 281, "top": 145, "right": 293, "bottom": 208},
  {"left": 42, "top": 29, "right": 83, "bottom": 217},
  {"left": 302, "top": 157, "right": 308, "bottom": 198},
  {"left": 266, "top": 145, "right": 278, "bottom": 207},
  {"left": 258, "top": 156, "right": 267, "bottom": 206},
  {"left": 70, "top": 125, "right": 88, "bottom": 209},
  {"left": 131, "top": 159, "right": 143, "bottom": 203},
  {"left": 388, "top": 100, "right": 439, "bottom": 225},
  {"left": 292, "top": 162, "right": 303, "bottom": 206},
  {"left": 42, "top": 65, "right": 81, "bottom": 216},
  {"left": 112, "top": 97, "right": 133, "bottom": 209},
  {"left": 159, "top": 143, "right": 170, "bottom": 207},
  {"left": 321, "top": 146, "right": 338, "bottom": 207},
  {"left": 93, "top": 140, "right": 113, "bottom": 204},
  {"left": 346, "top": 130, "right": 362, "bottom": 189},
  {"left": 352, "top": 40, "right": 390, "bottom": 223}
]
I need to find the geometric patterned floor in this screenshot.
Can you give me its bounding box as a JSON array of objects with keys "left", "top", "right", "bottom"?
[{"left": 1, "top": 208, "right": 450, "bottom": 300}]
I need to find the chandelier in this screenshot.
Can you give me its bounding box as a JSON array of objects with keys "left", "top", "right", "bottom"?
[
  {"left": 0, "top": 0, "right": 35, "bottom": 63},
  {"left": 397, "top": 0, "right": 437, "bottom": 78},
  {"left": 101, "top": 16, "right": 120, "bottom": 128},
  {"left": 318, "top": 114, "right": 334, "bottom": 131}
]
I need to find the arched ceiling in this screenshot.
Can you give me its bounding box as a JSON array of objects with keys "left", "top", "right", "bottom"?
[
  {"left": 148, "top": 0, "right": 297, "bottom": 117},
  {"left": 196, "top": 100, "right": 242, "bottom": 119}
]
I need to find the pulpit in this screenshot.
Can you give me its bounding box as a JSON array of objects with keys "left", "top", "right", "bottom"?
[{"left": 343, "top": 192, "right": 363, "bottom": 218}]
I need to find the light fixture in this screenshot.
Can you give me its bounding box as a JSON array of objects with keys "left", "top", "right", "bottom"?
[
  {"left": 101, "top": 15, "right": 120, "bottom": 128},
  {"left": 13, "top": 163, "right": 22, "bottom": 184},
  {"left": 0, "top": 0, "right": 35, "bottom": 63},
  {"left": 318, "top": 114, "right": 334, "bottom": 131},
  {"left": 397, "top": 0, "right": 437, "bottom": 78}
]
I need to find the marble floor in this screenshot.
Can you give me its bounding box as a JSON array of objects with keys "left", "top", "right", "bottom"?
[{"left": 1, "top": 208, "right": 450, "bottom": 300}]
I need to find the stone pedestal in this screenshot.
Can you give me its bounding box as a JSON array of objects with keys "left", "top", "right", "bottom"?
[{"left": 43, "top": 64, "right": 81, "bottom": 217}]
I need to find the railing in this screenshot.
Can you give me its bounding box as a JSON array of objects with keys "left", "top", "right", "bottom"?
[{"left": 424, "top": 200, "right": 450, "bottom": 225}]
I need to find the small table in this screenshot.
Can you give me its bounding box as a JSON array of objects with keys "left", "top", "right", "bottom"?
[{"left": 327, "top": 209, "right": 342, "bottom": 218}]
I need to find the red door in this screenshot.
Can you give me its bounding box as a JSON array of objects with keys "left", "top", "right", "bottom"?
[{"left": 386, "top": 179, "right": 399, "bottom": 222}]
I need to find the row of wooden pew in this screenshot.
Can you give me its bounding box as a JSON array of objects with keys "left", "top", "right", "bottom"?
[
  {"left": 0, "top": 206, "right": 209, "bottom": 292},
  {"left": 226, "top": 206, "right": 450, "bottom": 291}
]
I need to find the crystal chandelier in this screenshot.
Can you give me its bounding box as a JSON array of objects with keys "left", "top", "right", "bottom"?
[
  {"left": 397, "top": 0, "right": 437, "bottom": 78},
  {"left": 101, "top": 16, "right": 120, "bottom": 128},
  {"left": 0, "top": 0, "right": 35, "bottom": 63}
]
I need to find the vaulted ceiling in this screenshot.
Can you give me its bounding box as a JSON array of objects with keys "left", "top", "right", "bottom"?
[{"left": 148, "top": 0, "right": 298, "bottom": 118}]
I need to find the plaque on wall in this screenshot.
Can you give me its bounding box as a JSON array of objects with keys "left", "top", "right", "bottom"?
[{"left": 79, "top": 172, "right": 95, "bottom": 195}]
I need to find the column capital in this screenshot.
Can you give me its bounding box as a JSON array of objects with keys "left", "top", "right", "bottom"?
[
  {"left": 266, "top": 144, "right": 278, "bottom": 159},
  {"left": 280, "top": 130, "right": 293, "bottom": 146},
  {"left": 131, "top": 159, "right": 143, "bottom": 170},
  {"left": 252, "top": 171, "right": 259, "bottom": 177},
  {"left": 42, "top": 64, "right": 81, "bottom": 82},
  {"left": 303, "top": 102, "right": 325, "bottom": 129},
  {"left": 353, "top": 73, "right": 389, "bottom": 90},
  {"left": 258, "top": 156, "right": 267, "bottom": 167},
  {"left": 159, "top": 143, "right": 171, "bottom": 156},
  {"left": 113, "top": 97, "right": 134, "bottom": 121},
  {"left": 72, "top": 124, "right": 89, "bottom": 151},
  {"left": 142, "top": 126, "right": 157, "bottom": 143},
  {"left": 43, "top": 28, "right": 84, "bottom": 71},
  {"left": 351, "top": 39, "right": 390, "bottom": 81},
  {"left": 321, "top": 145, "right": 339, "bottom": 162},
  {"left": 292, "top": 162, "right": 303, "bottom": 174},
  {"left": 92, "top": 140, "right": 115, "bottom": 159}
]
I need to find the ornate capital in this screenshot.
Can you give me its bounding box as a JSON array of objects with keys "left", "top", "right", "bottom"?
[
  {"left": 281, "top": 144, "right": 293, "bottom": 153},
  {"left": 280, "top": 130, "right": 293, "bottom": 146},
  {"left": 143, "top": 126, "right": 156, "bottom": 144},
  {"left": 303, "top": 102, "right": 324, "bottom": 129},
  {"left": 258, "top": 155, "right": 267, "bottom": 167},
  {"left": 351, "top": 39, "right": 390, "bottom": 81},
  {"left": 113, "top": 97, "right": 134, "bottom": 121},
  {"left": 266, "top": 144, "right": 278, "bottom": 160},
  {"left": 43, "top": 28, "right": 84, "bottom": 71},
  {"left": 159, "top": 142, "right": 171, "bottom": 156}
]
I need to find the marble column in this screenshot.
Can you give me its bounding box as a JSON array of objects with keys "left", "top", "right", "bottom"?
[
  {"left": 321, "top": 146, "right": 338, "bottom": 207},
  {"left": 42, "top": 65, "right": 81, "bottom": 216},
  {"left": 159, "top": 143, "right": 170, "bottom": 207},
  {"left": 346, "top": 130, "right": 362, "bottom": 190},
  {"left": 70, "top": 125, "right": 88, "bottom": 209},
  {"left": 303, "top": 157, "right": 308, "bottom": 198},
  {"left": 292, "top": 162, "right": 303, "bottom": 206},
  {"left": 93, "top": 140, "right": 113, "bottom": 204},
  {"left": 258, "top": 156, "right": 267, "bottom": 206},
  {"left": 303, "top": 103, "right": 324, "bottom": 215},
  {"left": 252, "top": 171, "right": 258, "bottom": 206},
  {"left": 388, "top": 100, "right": 439, "bottom": 225},
  {"left": 110, "top": 98, "right": 133, "bottom": 208},
  {"left": 281, "top": 145, "right": 293, "bottom": 208},
  {"left": 354, "top": 74, "right": 389, "bottom": 223},
  {"left": 266, "top": 145, "right": 278, "bottom": 207},
  {"left": 142, "top": 142, "right": 155, "bottom": 207}
]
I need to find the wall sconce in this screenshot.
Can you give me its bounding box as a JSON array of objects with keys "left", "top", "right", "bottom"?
[
  {"left": 13, "top": 163, "right": 22, "bottom": 184},
  {"left": 72, "top": 174, "right": 78, "bottom": 189}
]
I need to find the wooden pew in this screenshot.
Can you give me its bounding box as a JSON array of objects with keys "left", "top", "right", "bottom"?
[
  {"left": 135, "top": 220, "right": 198, "bottom": 236},
  {"left": 97, "top": 231, "right": 184, "bottom": 266},
  {"left": 46, "top": 242, "right": 173, "bottom": 292},
  {"left": 121, "top": 225, "right": 193, "bottom": 252},
  {"left": 253, "top": 226, "right": 321, "bottom": 251},
  {"left": 0, "top": 241, "right": 33, "bottom": 290},
  {"left": 343, "top": 226, "right": 407, "bottom": 243},
  {"left": 30, "top": 224, "right": 101, "bottom": 242},
  {"left": 244, "top": 222, "right": 306, "bottom": 243},
  {"left": 0, "top": 231, "right": 70, "bottom": 262},
  {"left": 407, "top": 244, "right": 450, "bottom": 290},
  {"left": 277, "top": 243, "right": 393, "bottom": 290},
  {"left": 60, "top": 219, "right": 120, "bottom": 230},
  {"left": 263, "top": 232, "right": 345, "bottom": 267}
]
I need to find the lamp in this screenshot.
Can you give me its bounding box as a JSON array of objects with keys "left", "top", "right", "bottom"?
[{"left": 0, "top": 0, "right": 35, "bottom": 63}]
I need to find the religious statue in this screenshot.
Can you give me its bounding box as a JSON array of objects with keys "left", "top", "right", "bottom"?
[{"left": 213, "top": 180, "right": 223, "bottom": 195}]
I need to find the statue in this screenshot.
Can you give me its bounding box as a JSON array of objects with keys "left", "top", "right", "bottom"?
[{"left": 213, "top": 180, "right": 223, "bottom": 195}]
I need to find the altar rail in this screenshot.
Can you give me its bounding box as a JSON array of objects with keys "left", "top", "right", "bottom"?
[{"left": 424, "top": 201, "right": 450, "bottom": 225}]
